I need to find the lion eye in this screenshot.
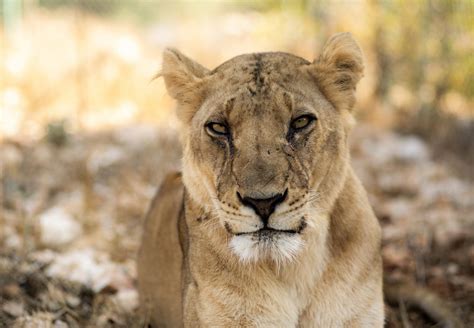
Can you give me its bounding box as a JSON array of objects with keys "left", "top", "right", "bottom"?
[
  {"left": 291, "top": 115, "right": 315, "bottom": 130},
  {"left": 206, "top": 122, "right": 229, "bottom": 136}
]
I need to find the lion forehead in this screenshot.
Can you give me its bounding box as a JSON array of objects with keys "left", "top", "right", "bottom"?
[
  {"left": 211, "top": 52, "right": 310, "bottom": 75},
  {"left": 207, "top": 52, "right": 310, "bottom": 92}
]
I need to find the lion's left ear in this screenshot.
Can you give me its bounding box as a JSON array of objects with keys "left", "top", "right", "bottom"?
[{"left": 304, "top": 32, "right": 364, "bottom": 111}]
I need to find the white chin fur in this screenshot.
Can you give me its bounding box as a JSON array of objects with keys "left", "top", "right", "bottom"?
[{"left": 229, "top": 234, "right": 303, "bottom": 265}]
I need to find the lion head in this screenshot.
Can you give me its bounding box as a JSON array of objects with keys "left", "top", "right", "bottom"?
[{"left": 160, "top": 33, "right": 364, "bottom": 264}]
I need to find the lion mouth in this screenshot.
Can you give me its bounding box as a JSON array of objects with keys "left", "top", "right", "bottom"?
[
  {"left": 235, "top": 227, "right": 297, "bottom": 237},
  {"left": 235, "top": 221, "right": 307, "bottom": 237}
]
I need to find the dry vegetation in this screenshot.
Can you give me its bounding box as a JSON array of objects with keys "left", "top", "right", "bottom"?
[{"left": 1, "top": 1, "right": 472, "bottom": 327}]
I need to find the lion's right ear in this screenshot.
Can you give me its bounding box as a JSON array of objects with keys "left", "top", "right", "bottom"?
[{"left": 160, "top": 48, "right": 210, "bottom": 122}]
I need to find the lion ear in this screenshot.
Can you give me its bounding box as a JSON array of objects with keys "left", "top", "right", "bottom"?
[
  {"left": 160, "top": 48, "right": 210, "bottom": 122},
  {"left": 306, "top": 33, "right": 364, "bottom": 111}
]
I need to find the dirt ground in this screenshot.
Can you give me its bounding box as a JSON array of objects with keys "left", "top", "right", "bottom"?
[{"left": 1, "top": 123, "right": 473, "bottom": 327}]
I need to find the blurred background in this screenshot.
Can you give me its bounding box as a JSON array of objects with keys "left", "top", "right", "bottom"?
[{"left": 1, "top": 1, "right": 472, "bottom": 327}]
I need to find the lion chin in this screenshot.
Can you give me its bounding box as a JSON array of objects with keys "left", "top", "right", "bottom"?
[{"left": 229, "top": 230, "right": 304, "bottom": 264}]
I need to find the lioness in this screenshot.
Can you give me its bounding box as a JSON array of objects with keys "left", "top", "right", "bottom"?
[{"left": 138, "top": 33, "right": 384, "bottom": 327}]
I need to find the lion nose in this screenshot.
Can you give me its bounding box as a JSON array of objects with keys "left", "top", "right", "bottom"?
[{"left": 237, "top": 190, "right": 288, "bottom": 225}]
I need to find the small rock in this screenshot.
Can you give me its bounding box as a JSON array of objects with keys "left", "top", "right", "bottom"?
[
  {"left": 1, "top": 283, "right": 21, "bottom": 298},
  {"left": 30, "top": 249, "right": 57, "bottom": 264},
  {"left": 0, "top": 144, "right": 23, "bottom": 167},
  {"left": 2, "top": 301, "right": 24, "bottom": 317},
  {"left": 383, "top": 198, "right": 414, "bottom": 221},
  {"left": 46, "top": 248, "right": 132, "bottom": 292},
  {"left": 38, "top": 207, "right": 82, "bottom": 247},
  {"left": 53, "top": 320, "right": 69, "bottom": 328},
  {"left": 13, "top": 311, "right": 54, "bottom": 327},
  {"left": 395, "top": 135, "right": 429, "bottom": 162},
  {"left": 87, "top": 146, "right": 125, "bottom": 173},
  {"left": 66, "top": 295, "right": 81, "bottom": 308},
  {"left": 382, "top": 225, "right": 404, "bottom": 242},
  {"left": 114, "top": 124, "right": 159, "bottom": 150},
  {"left": 114, "top": 288, "right": 139, "bottom": 312},
  {"left": 47, "top": 301, "right": 62, "bottom": 312},
  {"left": 447, "top": 263, "right": 459, "bottom": 275}
]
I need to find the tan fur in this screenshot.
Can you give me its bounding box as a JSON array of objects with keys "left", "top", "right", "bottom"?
[
  {"left": 138, "top": 33, "right": 384, "bottom": 327},
  {"left": 137, "top": 172, "right": 184, "bottom": 327}
]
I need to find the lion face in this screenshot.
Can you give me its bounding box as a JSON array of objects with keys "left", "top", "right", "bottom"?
[{"left": 161, "top": 33, "right": 364, "bottom": 264}]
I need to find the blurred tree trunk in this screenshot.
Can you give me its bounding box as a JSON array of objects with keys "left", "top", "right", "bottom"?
[
  {"left": 370, "top": 0, "right": 390, "bottom": 102},
  {"left": 430, "top": 0, "right": 453, "bottom": 112},
  {"left": 416, "top": 1, "right": 454, "bottom": 132}
]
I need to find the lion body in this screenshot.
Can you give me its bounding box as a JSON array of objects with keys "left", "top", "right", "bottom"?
[
  {"left": 138, "top": 33, "right": 384, "bottom": 327},
  {"left": 138, "top": 170, "right": 383, "bottom": 327}
]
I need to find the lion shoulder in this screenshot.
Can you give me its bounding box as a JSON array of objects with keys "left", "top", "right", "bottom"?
[{"left": 137, "top": 171, "right": 185, "bottom": 327}]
